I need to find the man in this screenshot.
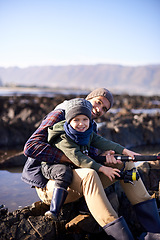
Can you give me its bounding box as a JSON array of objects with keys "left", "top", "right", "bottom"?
[
  {"left": 22, "top": 88, "right": 160, "bottom": 239},
  {"left": 22, "top": 88, "right": 121, "bottom": 189}
]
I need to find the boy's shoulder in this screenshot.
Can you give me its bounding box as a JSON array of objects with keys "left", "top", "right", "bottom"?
[{"left": 48, "top": 120, "right": 66, "bottom": 143}]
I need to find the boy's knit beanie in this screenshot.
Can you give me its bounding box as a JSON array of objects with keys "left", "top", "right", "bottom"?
[
  {"left": 65, "top": 98, "right": 92, "bottom": 123},
  {"left": 86, "top": 88, "right": 114, "bottom": 109}
]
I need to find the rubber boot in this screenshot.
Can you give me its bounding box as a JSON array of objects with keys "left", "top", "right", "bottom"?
[
  {"left": 45, "top": 187, "right": 68, "bottom": 220},
  {"left": 133, "top": 198, "right": 160, "bottom": 240},
  {"left": 103, "top": 216, "right": 134, "bottom": 240}
]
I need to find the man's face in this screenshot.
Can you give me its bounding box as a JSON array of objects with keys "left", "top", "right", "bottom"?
[{"left": 88, "top": 96, "right": 110, "bottom": 119}]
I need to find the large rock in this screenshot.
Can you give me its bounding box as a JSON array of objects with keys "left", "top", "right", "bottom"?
[
  {"left": 98, "top": 111, "right": 160, "bottom": 148},
  {"left": 0, "top": 152, "right": 26, "bottom": 169},
  {"left": 0, "top": 202, "right": 66, "bottom": 240},
  {"left": 137, "top": 160, "right": 160, "bottom": 194}
]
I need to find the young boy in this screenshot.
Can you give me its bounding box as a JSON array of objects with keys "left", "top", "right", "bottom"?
[{"left": 42, "top": 98, "right": 129, "bottom": 220}]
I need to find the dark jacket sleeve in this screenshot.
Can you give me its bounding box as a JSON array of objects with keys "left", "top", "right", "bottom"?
[{"left": 91, "top": 132, "right": 125, "bottom": 154}]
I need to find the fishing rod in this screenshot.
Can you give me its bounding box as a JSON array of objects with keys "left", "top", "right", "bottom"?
[
  {"left": 93, "top": 154, "right": 160, "bottom": 164},
  {"left": 114, "top": 155, "right": 160, "bottom": 161}
]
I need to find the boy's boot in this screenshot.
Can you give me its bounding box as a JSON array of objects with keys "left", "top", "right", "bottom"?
[
  {"left": 103, "top": 216, "right": 134, "bottom": 240},
  {"left": 133, "top": 198, "right": 160, "bottom": 240},
  {"left": 45, "top": 187, "right": 68, "bottom": 220}
]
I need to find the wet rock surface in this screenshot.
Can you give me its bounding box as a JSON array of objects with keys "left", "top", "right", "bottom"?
[{"left": 0, "top": 151, "right": 26, "bottom": 168}]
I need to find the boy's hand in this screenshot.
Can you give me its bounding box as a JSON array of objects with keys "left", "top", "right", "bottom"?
[{"left": 99, "top": 165, "right": 121, "bottom": 181}]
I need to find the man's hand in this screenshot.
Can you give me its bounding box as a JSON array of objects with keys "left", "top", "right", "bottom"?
[
  {"left": 100, "top": 150, "right": 122, "bottom": 165},
  {"left": 122, "top": 149, "right": 140, "bottom": 160}
]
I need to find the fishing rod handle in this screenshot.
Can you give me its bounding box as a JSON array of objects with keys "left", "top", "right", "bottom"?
[{"left": 115, "top": 155, "right": 160, "bottom": 161}]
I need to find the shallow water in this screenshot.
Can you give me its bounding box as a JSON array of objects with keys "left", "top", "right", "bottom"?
[
  {"left": 0, "top": 144, "right": 159, "bottom": 212},
  {"left": 0, "top": 167, "right": 39, "bottom": 212},
  {"left": 0, "top": 87, "right": 89, "bottom": 97}
]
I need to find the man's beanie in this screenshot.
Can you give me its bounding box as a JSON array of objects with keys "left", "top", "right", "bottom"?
[
  {"left": 65, "top": 98, "right": 92, "bottom": 123},
  {"left": 86, "top": 88, "right": 114, "bottom": 109}
]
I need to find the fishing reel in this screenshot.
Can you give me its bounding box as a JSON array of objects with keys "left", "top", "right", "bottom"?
[{"left": 115, "top": 167, "right": 140, "bottom": 184}]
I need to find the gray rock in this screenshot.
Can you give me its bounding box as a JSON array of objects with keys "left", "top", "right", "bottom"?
[{"left": 0, "top": 152, "right": 26, "bottom": 168}]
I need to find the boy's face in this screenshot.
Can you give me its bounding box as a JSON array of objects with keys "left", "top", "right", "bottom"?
[
  {"left": 88, "top": 96, "right": 110, "bottom": 119},
  {"left": 70, "top": 115, "right": 90, "bottom": 132}
]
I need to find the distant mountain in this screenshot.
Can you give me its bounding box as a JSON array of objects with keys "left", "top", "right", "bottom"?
[{"left": 0, "top": 64, "right": 160, "bottom": 95}]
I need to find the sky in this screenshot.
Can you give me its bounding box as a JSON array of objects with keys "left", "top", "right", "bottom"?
[{"left": 0, "top": 0, "right": 160, "bottom": 67}]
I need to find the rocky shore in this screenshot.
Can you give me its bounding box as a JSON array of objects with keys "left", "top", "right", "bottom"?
[
  {"left": 0, "top": 93, "right": 160, "bottom": 239},
  {"left": 0, "top": 159, "right": 160, "bottom": 240},
  {"left": 0, "top": 93, "right": 160, "bottom": 149}
]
